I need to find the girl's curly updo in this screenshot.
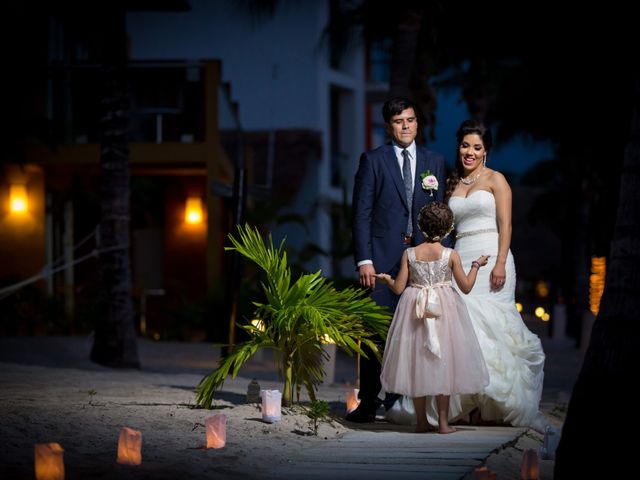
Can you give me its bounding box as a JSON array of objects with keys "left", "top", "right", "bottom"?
[{"left": 418, "top": 202, "right": 454, "bottom": 242}]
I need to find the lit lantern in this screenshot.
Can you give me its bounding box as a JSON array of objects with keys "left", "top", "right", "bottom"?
[
  {"left": 321, "top": 335, "right": 337, "bottom": 385},
  {"left": 473, "top": 465, "right": 497, "bottom": 479},
  {"left": 261, "top": 389, "right": 282, "bottom": 423},
  {"left": 589, "top": 256, "right": 606, "bottom": 314},
  {"left": 250, "top": 319, "right": 266, "bottom": 332},
  {"left": 322, "top": 333, "right": 335, "bottom": 344},
  {"left": 540, "top": 425, "right": 561, "bottom": 460},
  {"left": 184, "top": 197, "right": 203, "bottom": 224},
  {"left": 345, "top": 388, "right": 360, "bottom": 413},
  {"left": 205, "top": 414, "right": 227, "bottom": 449},
  {"left": 10, "top": 184, "right": 28, "bottom": 213},
  {"left": 117, "top": 427, "right": 142, "bottom": 465},
  {"left": 520, "top": 448, "right": 539, "bottom": 480},
  {"left": 34, "top": 443, "right": 64, "bottom": 480}
]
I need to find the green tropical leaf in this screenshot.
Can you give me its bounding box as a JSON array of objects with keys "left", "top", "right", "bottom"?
[{"left": 196, "top": 223, "right": 391, "bottom": 408}]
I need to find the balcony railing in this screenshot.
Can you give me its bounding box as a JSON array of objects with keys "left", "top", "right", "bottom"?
[{"left": 47, "top": 61, "right": 209, "bottom": 145}]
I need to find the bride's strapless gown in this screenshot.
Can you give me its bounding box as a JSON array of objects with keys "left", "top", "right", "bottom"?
[{"left": 385, "top": 189, "right": 546, "bottom": 429}]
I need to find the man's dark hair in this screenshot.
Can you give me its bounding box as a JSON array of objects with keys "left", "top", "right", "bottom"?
[{"left": 382, "top": 97, "right": 416, "bottom": 123}]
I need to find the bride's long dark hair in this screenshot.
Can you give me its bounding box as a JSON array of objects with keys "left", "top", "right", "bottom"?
[{"left": 443, "top": 119, "right": 494, "bottom": 203}]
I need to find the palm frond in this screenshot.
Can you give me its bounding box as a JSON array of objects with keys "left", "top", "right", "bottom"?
[
  {"left": 196, "top": 337, "right": 269, "bottom": 409},
  {"left": 196, "top": 223, "right": 392, "bottom": 408}
]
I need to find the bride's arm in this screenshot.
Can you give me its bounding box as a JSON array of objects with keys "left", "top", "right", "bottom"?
[{"left": 490, "top": 172, "right": 512, "bottom": 290}]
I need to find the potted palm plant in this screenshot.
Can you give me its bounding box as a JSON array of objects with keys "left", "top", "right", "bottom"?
[{"left": 196, "top": 224, "right": 391, "bottom": 408}]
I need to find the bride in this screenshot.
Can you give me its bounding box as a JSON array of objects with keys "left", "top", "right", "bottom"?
[{"left": 385, "top": 119, "right": 546, "bottom": 430}]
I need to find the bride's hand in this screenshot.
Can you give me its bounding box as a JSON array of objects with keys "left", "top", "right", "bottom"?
[{"left": 490, "top": 264, "right": 506, "bottom": 290}]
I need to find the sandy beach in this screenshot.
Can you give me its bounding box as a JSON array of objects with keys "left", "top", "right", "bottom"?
[{"left": 0, "top": 337, "right": 363, "bottom": 479}]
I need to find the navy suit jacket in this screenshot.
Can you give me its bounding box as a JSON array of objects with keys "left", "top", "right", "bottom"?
[{"left": 352, "top": 143, "right": 446, "bottom": 309}]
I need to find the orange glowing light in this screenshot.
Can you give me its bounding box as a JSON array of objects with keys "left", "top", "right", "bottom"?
[
  {"left": 589, "top": 256, "right": 606, "bottom": 315},
  {"left": 346, "top": 388, "right": 360, "bottom": 413},
  {"left": 205, "top": 415, "right": 227, "bottom": 449},
  {"left": 10, "top": 184, "right": 28, "bottom": 213},
  {"left": 184, "top": 197, "right": 203, "bottom": 224},
  {"left": 34, "top": 443, "right": 65, "bottom": 480},
  {"left": 117, "top": 427, "right": 142, "bottom": 465}
]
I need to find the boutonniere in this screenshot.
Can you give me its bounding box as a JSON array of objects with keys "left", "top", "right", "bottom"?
[{"left": 420, "top": 170, "right": 439, "bottom": 196}]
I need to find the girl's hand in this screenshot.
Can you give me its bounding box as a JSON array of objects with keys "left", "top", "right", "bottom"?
[{"left": 374, "top": 273, "right": 392, "bottom": 284}]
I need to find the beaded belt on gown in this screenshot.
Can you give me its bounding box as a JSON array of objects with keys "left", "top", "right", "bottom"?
[{"left": 455, "top": 227, "right": 497, "bottom": 240}]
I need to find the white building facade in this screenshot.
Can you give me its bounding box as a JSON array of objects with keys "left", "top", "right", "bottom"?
[{"left": 128, "top": 0, "right": 368, "bottom": 277}]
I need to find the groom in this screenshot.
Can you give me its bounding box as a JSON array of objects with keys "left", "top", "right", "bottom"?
[{"left": 348, "top": 96, "right": 446, "bottom": 422}]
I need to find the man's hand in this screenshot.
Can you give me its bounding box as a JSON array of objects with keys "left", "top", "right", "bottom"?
[{"left": 358, "top": 264, "right": 377, "bottom": 289}]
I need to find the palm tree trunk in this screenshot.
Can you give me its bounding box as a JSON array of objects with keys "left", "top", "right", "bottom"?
[
  {"left": 283, "top": 356, "right": 293, "bottom": 407},
  {"left": 554, "top": 77, "right": 640, "bottom": 477},
  {"left": 90, "top": 4, "right": 139, "bottom": 368}
]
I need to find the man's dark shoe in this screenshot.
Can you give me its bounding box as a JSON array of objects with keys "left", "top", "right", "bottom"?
[
  {"left": 345, "top": 402, "right": 377, "bottom": 423},
  {"left": 382, "top": 393, "right": 401, "bottom": 411}
]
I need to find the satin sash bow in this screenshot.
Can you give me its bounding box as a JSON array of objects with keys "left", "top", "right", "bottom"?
[{"left": 413, "top": 282, "right": 451, "bottom": 358}]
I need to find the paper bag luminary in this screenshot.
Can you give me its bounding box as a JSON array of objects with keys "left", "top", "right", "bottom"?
[
  {"left": 345, "top": 388, "right": 360, "bottom": 413},
  {"left": 116, "top": 427, "right": 142, "bottom": 465},
  {"left": 260, "top": 389, "right": 282, "bottom": 423},
  {"left": 34, "top": 443, "right": 65, "bottom": 480},
  {"left": 520, "top": 448, "right": 539, "bottom": 480},
  {"left": 473, "top": 466, "right": 497, "bottom": 479},
  {"left": 205, "top": 414, "right": 227, "bottom": 449}
]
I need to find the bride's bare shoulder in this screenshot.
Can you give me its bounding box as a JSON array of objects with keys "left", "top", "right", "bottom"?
[{"left": 486, "top": 169, "right": 509, "bottom": 187}]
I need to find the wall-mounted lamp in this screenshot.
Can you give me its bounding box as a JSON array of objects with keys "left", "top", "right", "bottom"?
[
  {"left": 10, "top": 184, "right": 28, "bottom": 213},
  {"left": 184, "top": 197, "right": 203, "bottom": 224}
]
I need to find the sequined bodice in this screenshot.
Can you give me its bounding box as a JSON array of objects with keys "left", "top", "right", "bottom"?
[
  {"left": 408, "top": 248, "right": 452, "bottom": 286},
  {"left": 448, "top": 190, "right": 497, "bottom": 232}
]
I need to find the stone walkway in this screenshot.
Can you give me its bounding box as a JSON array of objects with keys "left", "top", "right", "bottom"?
[{"left": 270, "top": 426, "right": 526, "bottom": 479}]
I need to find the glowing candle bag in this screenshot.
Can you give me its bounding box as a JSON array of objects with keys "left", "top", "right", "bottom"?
[
  {"left": 117, "top": 427, "right": 142, "bottom": 465},
  {"left": 520, "top": 448, "right": 539, "bottom": 480},
  {"left": 205, "top": 414, "right": 227, "bottom": 448},
  {"left": 34, "top": 443, "right": 64, "bottom": 480},
  {"left": 261, "top": 389, "right": 282, "bottom": 423},
  {"left": 345, "top": 388, "right": 360, "bottom": 413},
  {"left": 473, "top": 466, "right": 497, "bottom": 479}
]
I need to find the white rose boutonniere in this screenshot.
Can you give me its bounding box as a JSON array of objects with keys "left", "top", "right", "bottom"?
[{"left": 420, "top": 170, "right": 439, "bottom": 197}]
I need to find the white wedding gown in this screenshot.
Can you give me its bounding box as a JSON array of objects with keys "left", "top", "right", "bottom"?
[{"left": 385, "top": 190, "right": 546, "bottom": 430}]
